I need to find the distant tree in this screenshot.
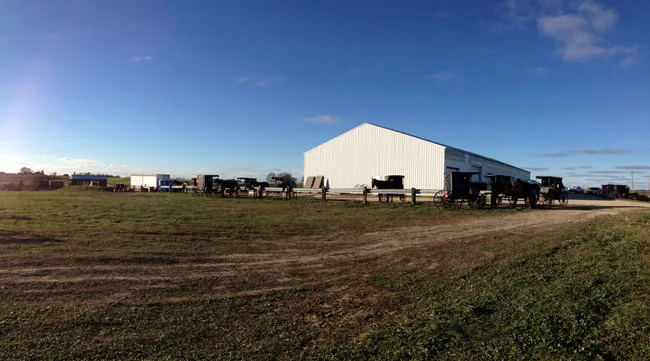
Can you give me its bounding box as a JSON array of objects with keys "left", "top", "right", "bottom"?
[
  {"left": 63, "top": 174, "right": 69, "bottom": 177},
  {"left": 19, "top": 167, "right": 33, "bottom": 175},
  {"left": 278, "top": 172, "right": 296, "bottom": 182},
  {"left": 267, "top": 171, "right": 296, "bottom": 184},
  {"left": 50, "top": 172, "right": 57, "bottom": 177}
]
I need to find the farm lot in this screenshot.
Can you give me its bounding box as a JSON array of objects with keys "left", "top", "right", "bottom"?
[{"left": 1, "top": 190, "right": 650, "bottom": 360}]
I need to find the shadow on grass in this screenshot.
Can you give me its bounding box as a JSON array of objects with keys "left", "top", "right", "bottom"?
[
  {"left": 534, "top": 205, "right": 646, "bottom": 211},
  {"left": 0, "top": 230, "right": 62, "bottom": 244},
  {"left": 74, "top": 256, "right": 180, "bottom": 265},
  {"left": 0, "top": 215, "right": 32, "bottom": 221}
]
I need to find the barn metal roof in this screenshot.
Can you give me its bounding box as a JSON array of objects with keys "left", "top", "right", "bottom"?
[
  {"left": 70, "top": 175, "right": 108, "bottom": 180},
  {"left": 306, "top": 123, "right": 529, "bottom": 174}
]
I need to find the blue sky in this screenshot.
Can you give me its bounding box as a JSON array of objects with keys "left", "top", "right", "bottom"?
[{"left": 1, "top": 0, "right": 649, "bottom": 188}]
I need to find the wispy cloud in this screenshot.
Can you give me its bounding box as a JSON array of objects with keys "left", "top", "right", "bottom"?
[
  {"left": 577, "top": 166, "right": 593, "bottom": 169},
  {"left": 615, "top": 165, "right": 650, "bottom": 170},
  {"left": 572, "top": 148, "right": 632, "bottom": 155},
  {"left": 495, "top": 0, "right": 642, "bottom": 67},
  {"left": 537, "top": 148, "right": 633, "bottom": 157},
  {"left": 560, "top": 167, "right": 576, "bottom": 170},
  {"left": 237, "top": 74, "right": 280, "bottom": 87},
  {"left": 429, "top": 71, "right": 460, "bottom": 82},
  {"left": 538, "top": 151, "right": 569, "bottom": 157},
  {"left": 348, "top": 66, "right": 364, "bottom": 74},
  {"left": 237, "top": 76, "right": 253, "bottom": 83},
  {"left": 132, "top": 55, "right": 153, "bottom": 63},
  {"left": 58, "top": 158, "right": 97, "bottom": 167},
  {"left": 588, "top": 170, "right": 646, "bottom": 174},
  {"left": 302, "top": 115, "right": 339, "bottom": 124},
  {"left": 523, "top": 167, "right": 550, "bottom": 172},
  {"left": 57, "top": 158, "right": 128, "bottom": 173},
  {"left": 526, "top": 66, "right": 550, "bottom": 76}
]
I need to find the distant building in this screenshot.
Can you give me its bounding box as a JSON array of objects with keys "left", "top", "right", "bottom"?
[
  {"left": 130, "top": 174, "right": 171, "bottom": 188},
  {"left": 69, "top": 175, "right": 108, "bottom": 187}
]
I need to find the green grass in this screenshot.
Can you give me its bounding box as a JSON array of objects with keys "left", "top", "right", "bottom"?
[
  {"left": 350, "top": 220, "right": 650, "bottom": 360},
  {"left": 1, "top": 190, "right": 650, "bottom": 360},
  {"left": 107, "top": 177, "right": 130, "bottom": 187}
]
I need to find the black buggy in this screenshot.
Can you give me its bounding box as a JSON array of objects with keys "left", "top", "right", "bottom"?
[
  {"left": 601, "top": 184, "right": 630, "bottom": 199},
  {"left": 434, "top": 172, "right": 488, "bottom": 210},
  {"left": 536, "top": 176, "right": 569, "bottom": 208}
]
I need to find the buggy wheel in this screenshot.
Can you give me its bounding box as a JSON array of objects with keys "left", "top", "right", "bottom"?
[
  {"left": 507, "top": 192, "right": 516, "bottom": 206},
  {"left": 442, "top": 197, "right": 463, "bottom": 211},
  {"left": 545, "top": 196, "right": 553, "bottom": 208},
  {"left": 433, "top": 190, "right": 444, "bottom": 208},
  {"left": 468, "top": 196, "right": 485, "bottom": 210},
  {"left": 559, "top": 194, "right": 569, "bottom": 208}
]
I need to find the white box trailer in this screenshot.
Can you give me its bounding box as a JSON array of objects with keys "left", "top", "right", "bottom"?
[{"left": 130, "top": 174, "right": 171, "bottom": 188}]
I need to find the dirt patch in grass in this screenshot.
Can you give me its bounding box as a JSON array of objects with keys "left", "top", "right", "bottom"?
[{"left": 2, "top": 192, "right": 650, "bottom": 359}]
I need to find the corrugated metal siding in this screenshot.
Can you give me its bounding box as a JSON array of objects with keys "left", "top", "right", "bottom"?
[
  {"left": 446, "top": 152, "right": 530, "bottom": 181},
  {"left": 131, "top": 175, "right": 158, "bottom": 187},
  {"left": 304, "top": 124, "right": 446, "bottom": 189},
  {"left": 130, "top": 174, "right": 170, "bottom": 188}
]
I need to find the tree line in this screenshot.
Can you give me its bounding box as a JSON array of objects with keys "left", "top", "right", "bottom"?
[{"left": 18, "top": 167, "right": 122, "bottom": 178}]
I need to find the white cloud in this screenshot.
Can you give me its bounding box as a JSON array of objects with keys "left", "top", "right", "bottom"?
[
  {"left": 348, "top": 66, "right": 364, "bottom": 74},
  {"left": 237, "top": 74, "right": 279, "bottom": 87},
  {"left": 132, "top": 55, "right": 153, "bottom": 63},
  {"left": 429, "top": 71, "right": 460, "bottom": 81},
  {"left": 58, "top": 158, "right": 97, "bottom": 167},
  {"left": 577, "top": 0, "right": 617, "bottom": 31},
  {"left": 496, "top": 0, "right": 642, "bottom": 66},
  {"left": 526, "top": 66, "right": 550, "bottom": 76},
  {"left": 302, "top": 115, "right": 339, "bottom": 124},
  {"left": 237, "top": 75, "right": 252, "bottom": 83},
  {"left": 0, "top": 154, "right": 130, "bottom": 175}
]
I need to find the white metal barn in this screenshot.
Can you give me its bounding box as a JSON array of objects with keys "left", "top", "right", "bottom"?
[
  {"left": 130, "top": 174, "right": 171, "bottom": 188},
  {"left": 303, "top": 123, "right": 530, "bottom": 190}
]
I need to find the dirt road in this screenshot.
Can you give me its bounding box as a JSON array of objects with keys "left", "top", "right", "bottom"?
[{"left": 3, "top": 194, "right": 649, "bottom": 301}]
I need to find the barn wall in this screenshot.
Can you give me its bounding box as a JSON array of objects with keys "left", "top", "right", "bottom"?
[
  {"left": 131, "top": 174, "right": 171, "bottom": 188},
  {"left": 444, "top": 149, "right": 530, "bottom": 183},
  {"left": 303, "top": 123, "right": 446, "bottom": 189},
  {"left": 131, "top": 175, "right": 157, "bottom": 188}
]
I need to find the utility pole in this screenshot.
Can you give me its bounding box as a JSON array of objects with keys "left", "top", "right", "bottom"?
[{"left": 631, "top": 171, "right": 635, "bottom": 192}]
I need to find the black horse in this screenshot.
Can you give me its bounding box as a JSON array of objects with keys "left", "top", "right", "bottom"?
[
  {"left": 213, "top": 178, "right": 240, "bottom": 196},
  {"left": 271, "top": 177, "right": 294, "bottom": 193},
  {"left": 371, "top": 175, "right": 404, "bottom": 189},
  {"left": 237, "top": 177, "right": 270, "bottom": 190}
]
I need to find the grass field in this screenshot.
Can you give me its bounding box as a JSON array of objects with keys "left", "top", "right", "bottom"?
[
  {"left": 107, "top": 177, "right": 130, "bottom": 187},
  {"left": 1, "top": 189, "right": 650, "bottom": 360}
]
